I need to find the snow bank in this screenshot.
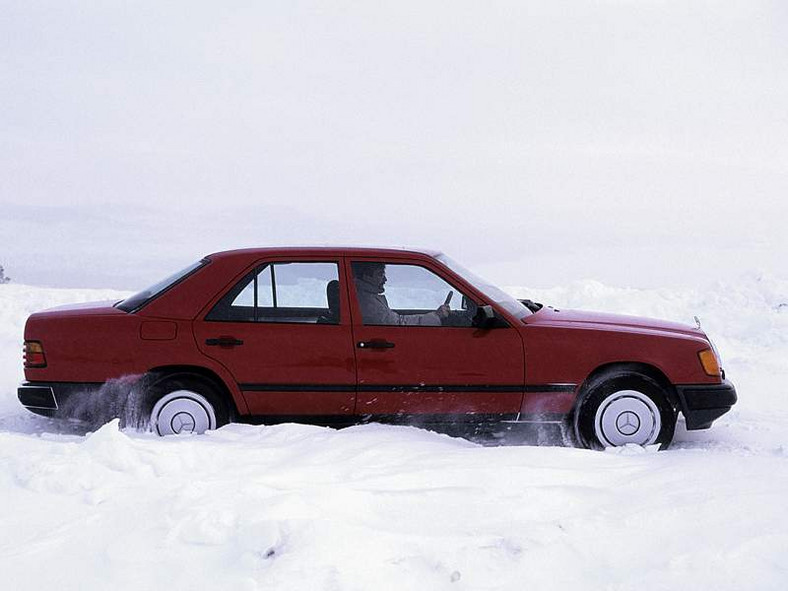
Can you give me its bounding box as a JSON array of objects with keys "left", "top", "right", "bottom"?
[
  {"left": 1, "top": 276, "right": 787, "bottom": 590},
  {"left": 1, "top": 420, "right": 787, "bottom": 590}
]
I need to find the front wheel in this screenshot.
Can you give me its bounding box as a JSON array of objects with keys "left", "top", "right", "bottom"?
[
  {"left": 573, "top": 371, "right": 677, "bottom": 450},
  {"left": 146, "top": 376, "right": 228, "bottom": 436}
]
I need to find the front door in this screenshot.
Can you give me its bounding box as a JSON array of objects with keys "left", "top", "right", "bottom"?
[
  {"left": 348, "top": 258, "right": 525, "bottom": 419},
  {"left": 194, "top": 258, "right": 356, "bottom": 417}
]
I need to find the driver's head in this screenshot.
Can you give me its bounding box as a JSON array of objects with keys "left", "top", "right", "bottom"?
[{"left": 354, "top": 262, "right": 386, "bottom": 292}]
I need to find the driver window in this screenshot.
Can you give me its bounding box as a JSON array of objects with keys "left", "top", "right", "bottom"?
[{"left": 351, "top": 262, "right": 476, "bottom": 327}]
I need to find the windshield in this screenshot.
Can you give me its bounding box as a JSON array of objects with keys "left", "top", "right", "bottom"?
[
  {"left": 116, "top": 259, "right": 208, "bottom": 313},
  {"left": 436, "top": 254, "right": 532, "bottom": 320}
]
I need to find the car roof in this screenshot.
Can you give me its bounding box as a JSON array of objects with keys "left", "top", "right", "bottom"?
[{"left": 205, "top": 246, "right": 444, "bottom": 261}]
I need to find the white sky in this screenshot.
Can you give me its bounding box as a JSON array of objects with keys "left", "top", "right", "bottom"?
[{"left": 2, "top": 1, "right": 787, "bottom": 289}]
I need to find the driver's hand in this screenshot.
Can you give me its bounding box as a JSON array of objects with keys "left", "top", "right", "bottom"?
[{"left": 436, "top": 304, "right": 450, "bottom": 319}]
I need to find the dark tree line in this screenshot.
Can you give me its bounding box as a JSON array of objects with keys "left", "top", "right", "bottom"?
[{"left": 0, "top": 265, "right": 10, "bottom": 284}]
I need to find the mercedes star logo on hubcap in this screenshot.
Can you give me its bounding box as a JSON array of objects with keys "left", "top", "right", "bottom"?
[
  {"left": 615, "top": 411, "right": 641, "bottom": 436},
  {"left": 171, "top": 412, "right": 196, "bottom": 434}
]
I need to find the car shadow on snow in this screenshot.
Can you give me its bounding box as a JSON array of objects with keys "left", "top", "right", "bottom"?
[{"left": 425, "top": 420, "right": 570, "bottom": 447}]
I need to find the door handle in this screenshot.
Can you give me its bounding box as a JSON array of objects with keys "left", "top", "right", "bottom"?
[
  {"left": 357, "top": 340, "right": 395, "bottom": 349},
  {"left": 206, "top": 337, "right": 244, "bottom": 347}
]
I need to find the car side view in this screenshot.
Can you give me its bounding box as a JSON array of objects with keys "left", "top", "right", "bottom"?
[{"left": 18, "top": 247, "right": 737, "bottom": 449}]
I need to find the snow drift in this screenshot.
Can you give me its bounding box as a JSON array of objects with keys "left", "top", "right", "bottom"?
[{"left": 1, "top": 276, "right": 786, "bottom": 590}]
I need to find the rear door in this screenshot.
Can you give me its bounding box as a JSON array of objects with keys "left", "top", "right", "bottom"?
[
  {"left": 193, "top": 257, "right": 356, "bottom": 417},
  {"left": 348, "top": 257, "right": 525, "bottom": 419}
]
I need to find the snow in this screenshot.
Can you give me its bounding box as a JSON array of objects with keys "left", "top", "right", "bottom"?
[{"left": 1, "top": 277, "right": 787, "bottom": 590}]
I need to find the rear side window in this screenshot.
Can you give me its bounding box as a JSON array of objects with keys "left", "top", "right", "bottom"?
[
  {"left": 206, "top": 262, "right": 340, "bottom": 324},
  {"left": 116, "top": 259, "right": 208, "bottom": 313}
]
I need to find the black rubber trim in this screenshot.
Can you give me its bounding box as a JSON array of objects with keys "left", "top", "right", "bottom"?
[
  {"left": 525, "top": 384, "right": 577, "bottom": 393},
  {"left": 17, "top": 385, "right": 58, "bottom": 410},
  {"left": 240, "top": 383, "right": 355, "bottom": 392},
  {"left": 358, "top": 384, "right": 523, "bottom": 393},
  {"left": 675, "top": 379, "right": 737, "bottom": 430},
  {"left": 239, "top": 383, "right": 576, "bottom": 394}
]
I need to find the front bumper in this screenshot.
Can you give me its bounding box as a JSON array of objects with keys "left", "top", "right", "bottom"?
[{"left": 675, "top": 379, "right": 737, "bottom": 430}]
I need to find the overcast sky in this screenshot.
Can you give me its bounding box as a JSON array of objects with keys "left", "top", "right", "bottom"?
[{"left": 2, "top": 1, "right": 786, "bottom": 289}]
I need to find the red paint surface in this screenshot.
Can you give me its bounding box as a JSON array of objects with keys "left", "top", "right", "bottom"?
[{"left": 23, "top": 247, "right": 724, "bottom": 422}]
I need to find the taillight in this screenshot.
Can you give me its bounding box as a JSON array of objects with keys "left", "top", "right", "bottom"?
[{"left": 23, "top": 340, "right": 47, "bottom": 368}]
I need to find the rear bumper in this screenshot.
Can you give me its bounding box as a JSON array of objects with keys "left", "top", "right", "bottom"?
[
  {"left": 17, "top": 380, "right": 144, "bottom": 423},
  {"left": 18, "top": 381, "right": 103, "bottom": 417},
  {"left": 675, "top": 379, "right": 737, "bottom": 430}
]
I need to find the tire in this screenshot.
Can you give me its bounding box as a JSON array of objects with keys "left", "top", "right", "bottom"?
[
  {"left": 145, "top": 375, "right": 229, "bottom": 436},
  {"left": 573, "top": 370, "right": 677, "bottom": 450}
]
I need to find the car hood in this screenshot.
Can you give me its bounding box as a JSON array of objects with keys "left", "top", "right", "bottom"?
[
  {"left": 525, "top": 307, "right": 700, "bottom": 336},
  {"left": 30, "top": 300, "right": 126, "bottom": 318}
]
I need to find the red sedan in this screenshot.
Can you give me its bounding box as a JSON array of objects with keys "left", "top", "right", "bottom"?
[{"left": 18, "top": 247, "right": 736, "bottom": 448}]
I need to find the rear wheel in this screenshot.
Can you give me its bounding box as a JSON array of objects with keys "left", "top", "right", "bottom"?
[
  {"left": 574, "top": 370, "right": 676, "bottom": 450},
  {"left": 146, "top": 376, "right": 229, "bottom": 436}
]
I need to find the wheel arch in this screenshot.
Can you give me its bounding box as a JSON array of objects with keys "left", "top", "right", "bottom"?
[
  {"left": 145, "top": 364, "right": 241, "bottom": 419},
  {"left": 575, "top": 361, "right": 679, "bottom": 411}
]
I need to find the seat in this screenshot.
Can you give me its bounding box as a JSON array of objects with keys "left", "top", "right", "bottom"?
[{"left": 317, "top": 279, "right": 340, "bottom": 324}]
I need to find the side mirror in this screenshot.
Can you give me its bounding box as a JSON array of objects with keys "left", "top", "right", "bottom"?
[{"left": 472, "top": 305, "right": 496, "bottom": 329}]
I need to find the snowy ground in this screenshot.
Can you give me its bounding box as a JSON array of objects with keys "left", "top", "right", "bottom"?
[{"left": 1, "top": 277, "right": 787, "bottom": 590}]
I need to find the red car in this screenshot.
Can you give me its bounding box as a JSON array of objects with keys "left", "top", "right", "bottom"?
[{"left": 18, "top": 247, "right": 736, "bottom": 448}]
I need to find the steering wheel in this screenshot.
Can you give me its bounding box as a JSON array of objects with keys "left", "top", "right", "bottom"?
[{"left": 440, "top": 293, "right": 478, "bottom": 327}]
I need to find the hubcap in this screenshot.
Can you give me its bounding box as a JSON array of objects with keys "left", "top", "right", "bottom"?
[
  {"left": 593, "top": 389, "right": 661, "bottom": 447},
  {"left": 151, "top": 390, "right": 217, "bottom": 436}
]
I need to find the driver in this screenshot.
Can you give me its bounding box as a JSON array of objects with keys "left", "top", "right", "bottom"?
[{"left": 353, "top": 262, "right": 450, "bottom": 326}]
